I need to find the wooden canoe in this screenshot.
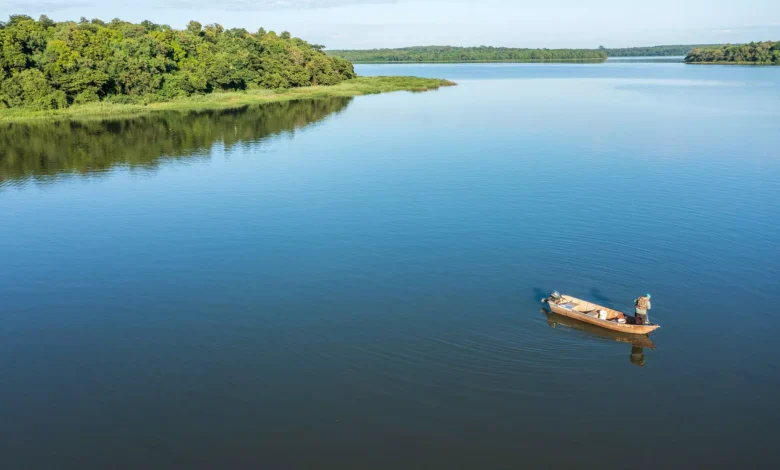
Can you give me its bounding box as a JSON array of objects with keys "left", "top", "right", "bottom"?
[{"left": 542, "top": 293, "right": 660, "bottom": 335}]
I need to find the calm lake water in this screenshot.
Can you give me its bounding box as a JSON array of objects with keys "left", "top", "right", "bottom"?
[{"left": 2, "top": 62, "right": 779, "bottom": 469}]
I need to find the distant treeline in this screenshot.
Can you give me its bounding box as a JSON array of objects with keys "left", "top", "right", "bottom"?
[
  {"left": 326, "top": 46, "right": 607, "bottom": 62},
  {"left": 327, "top": 44, "right": 739, "bottom": 62},
  {"left": 0, "top": 15, "right": 355, "bottom": 110},
  {"left": 685, "top": 41, "right": 780, "bottom": 64},
  {"left": 602, "top": 44, "right": 720, "bottom": 57}
]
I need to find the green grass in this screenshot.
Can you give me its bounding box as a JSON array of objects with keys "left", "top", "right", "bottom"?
[{"left": 0, "top": 76, "right": 456, "bottom": 123}]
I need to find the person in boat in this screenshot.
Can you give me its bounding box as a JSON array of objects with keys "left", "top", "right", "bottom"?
[{"left": 634, "top": 294, "right": 651, "bottom": 325}]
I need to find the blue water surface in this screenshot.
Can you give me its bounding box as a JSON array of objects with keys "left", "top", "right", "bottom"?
[{"left": 1, "top": 61, "right": 779, "bottom": 469}]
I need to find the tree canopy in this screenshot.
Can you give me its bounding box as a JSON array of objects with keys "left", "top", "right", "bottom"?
[
  {"left": 685, "top": 42, "right": 780, "bottom": 64},
  {"left": 326, "top": 46, "right": 606, "bottom": 62},
  {"left": 0, "top": 15, "right": 356, "bottom": 110}
]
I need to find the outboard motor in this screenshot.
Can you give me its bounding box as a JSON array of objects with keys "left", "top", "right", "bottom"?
[{"left": 542, "top": 290, "right": 562, "bottom": 304}]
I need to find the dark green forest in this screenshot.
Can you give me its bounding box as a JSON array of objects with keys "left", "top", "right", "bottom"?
[
  {"left": 0, "top": 97, "right": 352, "bottom": 181},
  {"left": 0, "top": 15, "right": 355, "bottom": 110},
  {"left": 326, "top": 46, "right": 607, "bottom": 62},
  {"left": 685, "top": 41, "right": 780, "bottom": 64},
  {"left": 602, "top": 44, "right": 720, "bottom": 57}
]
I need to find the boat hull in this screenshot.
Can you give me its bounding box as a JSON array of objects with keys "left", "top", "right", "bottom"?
[
  {"left": 543, "top": 309, "right": 656, "bottom": 349},
  {"left": 545, "top": 299, "right": 660, "bottom": 335}
]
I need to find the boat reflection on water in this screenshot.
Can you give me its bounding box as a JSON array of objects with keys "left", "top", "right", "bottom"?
[
  {"left": 629, "top": 345, "right": 646, "bottom": 368},
  {"left": 541, "top": 308, "right": 655, "bottom": 367}
]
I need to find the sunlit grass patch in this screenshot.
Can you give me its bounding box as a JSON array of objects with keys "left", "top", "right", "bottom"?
[{"left": 0, "top": 77, "right": 456, "bottom": 123}]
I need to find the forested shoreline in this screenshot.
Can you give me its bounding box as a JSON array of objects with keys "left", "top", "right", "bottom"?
[
  {"left": 2, "top": 10, "right": 773, "bottom": 115},
  {"left": 326, "top": 46, "right": 607, "bottom": 62},
  {"left": 685, "top": 42, "right": 779, "bottom": 64},
  {"left": 0, "top": 15, "right": 356, "bottom": 110},
  {"left": 327, "top": 44, "right": 749, "bottom": 62}
]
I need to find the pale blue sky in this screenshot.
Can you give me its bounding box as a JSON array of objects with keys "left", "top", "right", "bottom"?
[{"left": 2, "top": 0, "right": 779, "bottom": 49}]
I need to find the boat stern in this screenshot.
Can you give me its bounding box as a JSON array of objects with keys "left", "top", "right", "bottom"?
[{"left": 541, "top": 290, "right": 562, "bottom": 304}]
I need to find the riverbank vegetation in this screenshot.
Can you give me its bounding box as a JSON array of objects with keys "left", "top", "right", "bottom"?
[
  {"left": 685, "top": 41, "right": 779, "bottom": 64},
  {"left": 326, "top": 46, "right": 606, "bottom": 62},
  {"left": 0, "top": 76, "right": 455, "bottom": 122},
  {"left": 0, "top": 14, "right": 356, "bottom": 111},
  {"left": 602, "top": 44, "right": 720, "bottom": 57}
]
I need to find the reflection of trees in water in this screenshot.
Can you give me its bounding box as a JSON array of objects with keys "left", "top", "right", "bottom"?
[{"left": 0, "top": 97, "right": 353, "bottom": 183}]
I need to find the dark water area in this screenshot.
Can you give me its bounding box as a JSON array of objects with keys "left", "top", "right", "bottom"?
[{"left": 2, "top": 62, "right": 780, "bottom": 469}]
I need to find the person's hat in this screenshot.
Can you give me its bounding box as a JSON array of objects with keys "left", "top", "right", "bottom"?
[{"left": 646, "top": 293, "right": 651, "bottom": 298}]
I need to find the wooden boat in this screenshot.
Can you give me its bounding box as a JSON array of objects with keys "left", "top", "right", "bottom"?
[{"left": 542, "top": 291, "right": 660, "bottom": 335}]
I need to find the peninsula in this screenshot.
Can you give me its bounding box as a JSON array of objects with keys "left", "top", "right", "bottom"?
[{"left": 0, "top": 15, "right": 454, "bottom": 121}]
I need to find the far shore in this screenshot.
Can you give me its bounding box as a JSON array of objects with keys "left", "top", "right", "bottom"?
[
  {"left": 342, "top": 59, "right": 606, "bottom": 64},
  {"left": 0, "top": 76, "right": 455, "bottom": 123}
]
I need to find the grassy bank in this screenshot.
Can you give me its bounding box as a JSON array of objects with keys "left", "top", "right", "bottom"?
[{"left": 0, "top": 76, "right": 455, "bottom": 123}]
